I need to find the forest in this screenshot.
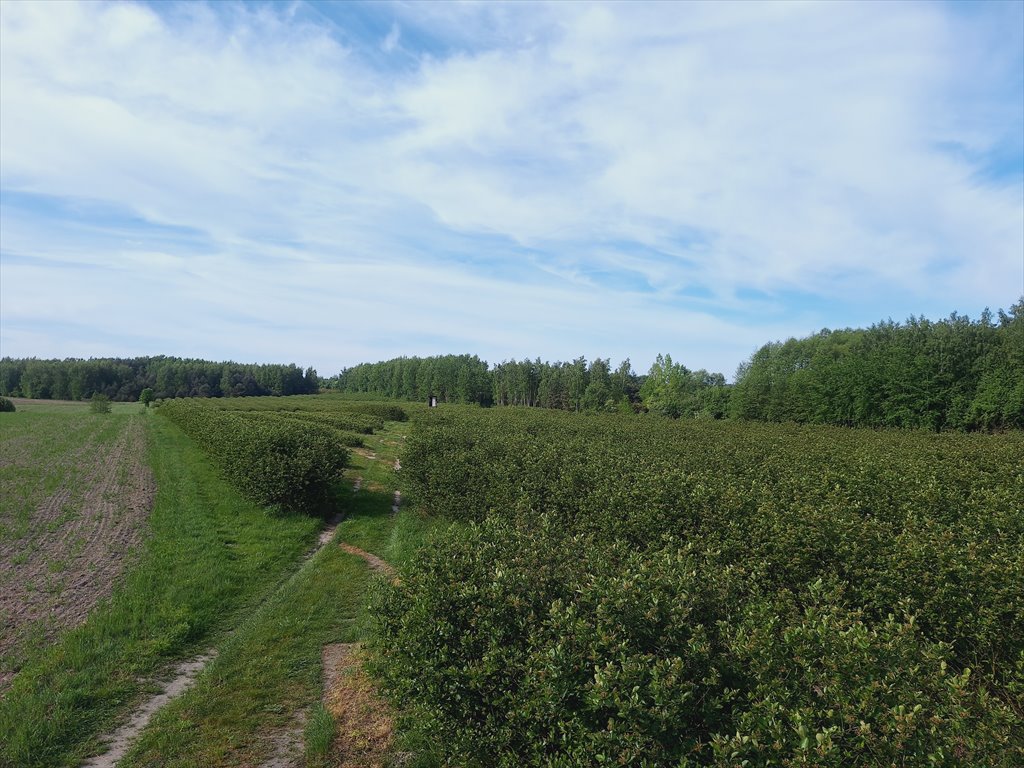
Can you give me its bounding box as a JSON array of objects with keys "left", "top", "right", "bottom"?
[
  {"left": 0, "top": 356, "right": 319, "bottom": 402},
  {"left": 335, "top": 301, "right": 1023, "bottom": 431},
  {"left": 2, "top": 300, "right": 1020, "bottom": 431},
  {"left": 729, "top": 303, "right": 1023, "bottom": 431}
]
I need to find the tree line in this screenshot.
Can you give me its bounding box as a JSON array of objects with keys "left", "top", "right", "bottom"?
[
  {"left": 730, "top": 300, "right": 1023, "bottom": 431},
  {"left": 0, "top": 356, "right": 319, "bottom": 402},
  {"left": 332, "top": 353, "right": 731, "bottom": 417},
  {"left": 4, "top": 300, "right": 1019, "bottom": 429},
  {"left": 334, "top": 300, "right": 1022, "bottom": 431}
]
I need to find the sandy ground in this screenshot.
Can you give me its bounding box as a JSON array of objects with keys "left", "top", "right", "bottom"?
[
  {"left": 0, "top": 417, "right": 154, "bottom": 692},
  {"left": 80, "top": 652, "right": 217, "bottom": 768}
]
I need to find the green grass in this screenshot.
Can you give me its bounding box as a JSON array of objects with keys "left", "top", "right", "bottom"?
[
  {"left": 5, "top": 398, "right": 143, "bottom": 415},
  {"left": 118, "top": 542, "right": 370, "bottom": 767},
  {"left": 106, "top": 415, "right": 437, "bottom": 767},
  {"left": 303, "top": 704, "right": 335, "bottom": 768},
  {"left": 0, "top": 415, "right": 322, "bottom": 768},
  {"left": 113, "top": 421, "right": 415, "bottom": 766},
  {"left": 1, "top": 403, "right": 438, "bottom": 768}
]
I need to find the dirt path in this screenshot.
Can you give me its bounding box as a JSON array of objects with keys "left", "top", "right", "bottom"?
[
  {"left": 324, "top": 525, "right": 400, "bottom": 764},
  {"left": 0, "top": 418, "right": 155, "bottom": 691},
  {"left": 260, "top": 438, "right": 404, "bottom": 767},
  {"left": 83, "top": 514, "right": 346, "bottom": 768},
  {"left": 80, "top": 652, "right": 216, "bottom": 768},
  {"left": 339, "top": 543, "right": 395, "bottom": 578}
]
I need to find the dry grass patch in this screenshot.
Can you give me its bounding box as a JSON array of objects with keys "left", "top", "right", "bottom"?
[{"left": 322, "top": 643, "right": 397, "bottom": 768}]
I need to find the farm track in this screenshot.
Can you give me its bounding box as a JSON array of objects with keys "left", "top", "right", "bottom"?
[
  {"left": 80, "top": 652, "right": 217, "bottom": 768},
  {"left": 0, "top": 418, "right": 154, "bottom": 692},
  {"left": 87, "top": 419, "right": 405, "bottom": 767},
  {"left": 84, "top": 512, "right": 346, "bottom": 767}
]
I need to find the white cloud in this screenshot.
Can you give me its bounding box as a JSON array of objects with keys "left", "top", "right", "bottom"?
[
  {"left": 0, "top": 0, "right": 1020, "bottom": 376},
  {"left": 382, "top": 21, "right": 400, "bottom": 53}
]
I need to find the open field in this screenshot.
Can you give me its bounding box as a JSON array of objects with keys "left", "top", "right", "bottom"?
[
  {"left": 0, "top": 403, "right": 153, "bottom": 691},
  {"left": 113, "top": 412, "right": 424, "bottom": 767},
  {"left": 2, "top": 393, "right": 1020, "bottom": 767},
  {"left": 0, "top": 395, "right": 421, "bottom": 768},
  {"left": 0, "top": 410, "right": 323, "bottom": 767}
]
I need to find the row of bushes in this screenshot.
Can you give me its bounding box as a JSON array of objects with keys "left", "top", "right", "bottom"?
[
  {"left": 159, "top": 400, "right": 350, "bottom": 512},
  {"left": 245, "top": 409, "right": 385, "bottom": 436},
  {"left": 208, "top": 394, "right": 408, "bottom": 423},
  {"left": 372, "top": 407, "right": 1024, "bottom": 766},
  {"left": 233, "top": 411, "right": 367, "bottom": 447}
]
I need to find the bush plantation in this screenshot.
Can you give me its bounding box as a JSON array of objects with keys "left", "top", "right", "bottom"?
[
  {"left": 156, "top": 397, "right": 408, "bottom": 512},
  {"left": 371, "top": 407, "right": 1024, "bottom": 766},
  {"left": 159, "top": 403, "right": 332, "bottom": 512}
]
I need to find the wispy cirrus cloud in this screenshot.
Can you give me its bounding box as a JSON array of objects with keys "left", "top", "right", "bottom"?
[{"left": 1, "top": 0, "right": 1020, "bottom": 377}]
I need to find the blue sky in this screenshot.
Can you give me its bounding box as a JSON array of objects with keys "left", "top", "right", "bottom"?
[{"left": 1, "top": 0, "right": 1021, "bottom": 380}]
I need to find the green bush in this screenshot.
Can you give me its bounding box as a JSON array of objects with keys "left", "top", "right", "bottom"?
[
  {"left": 371, "top": 407, "right": 1024, "bottom": 766},
  {"left": 159, "top": 400, "right": 348, "bottom": 512},
  {"left": 373, "top": 521, "right": 1021, "bottom": 766},
  {"left": 89, "top": 393, "right": 111, "bottom": 414},
  {"left": 0, "top": 396, "right": 15, "bottom": 412}
]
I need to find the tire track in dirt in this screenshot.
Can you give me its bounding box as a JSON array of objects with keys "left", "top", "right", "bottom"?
[
  {"left": 0, "top": 418, "right": 155, "bottom": 692},
  {"left": 257, "top": 472, "right": 399, "bottom": 768},
  {"left": 82, "top": 513, "right": 347, "bottom": 767},
  {"left": 338, "top": 543, "right": 395, "bottom": 578},
  {"left": 80, "top": 652, "right": 216, "bottom": 768}
]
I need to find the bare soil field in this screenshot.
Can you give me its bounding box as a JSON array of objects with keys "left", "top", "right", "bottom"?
[{"left": 0, "top": 407, "right": 154, "bottom": 691}]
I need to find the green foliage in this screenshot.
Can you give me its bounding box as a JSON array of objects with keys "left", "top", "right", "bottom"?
[
  {"left": 372, "top": 407, "right": 1024, "bottom": 766},
  {"left": 88, "top": 393, "right": 111, "bottom": 414},
  {"left": 335, "top": 354, "right": 493, "bottom": 405},
  {"left": 640, "top": 353, "right": 729, "bottom": 418},
  {"left": 0, "top": 396, "right": 15, "bottom": 412},
  {"left": 334, "top": 354, "right": 649, "bottom": 413},
  {"left": 731, "top": 300, "right": 1024, "bottom": 431},
  {"left": 303, "top": 703, "right": 336, "bottom": 767},
  {"left": 0, "top": 355, "right": 319, "bottom": 402},
  {"left": 138, "top": 387, "right": 154, "bottom": 407},
  {"left": 159, "top": 400, "right": 349, "bottom": 512}
]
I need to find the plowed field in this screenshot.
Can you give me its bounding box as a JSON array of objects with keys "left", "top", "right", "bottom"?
[{"left": 0, "top": 403, "right": 154, "bottom": 691}]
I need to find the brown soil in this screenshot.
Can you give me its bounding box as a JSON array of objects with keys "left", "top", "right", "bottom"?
[
  {"left": 258, "top": 709, "right": 308, "bottom": 768},
  {"left": 0, "top": 418, "right": 155, "bottom": 692},
  {"left": 338, "top": 543, "right": 395, "bottom": 579},
  {"left": 322, "top": 643, "right": 397, "bottom": 768}
]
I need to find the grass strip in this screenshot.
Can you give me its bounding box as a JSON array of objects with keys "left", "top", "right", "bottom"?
[
  {"left": 118, "top": 536, "right": 371, "bottom": 767},
  {"left": 0, "top": 415, "right": 320, "bottom": 768}
]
